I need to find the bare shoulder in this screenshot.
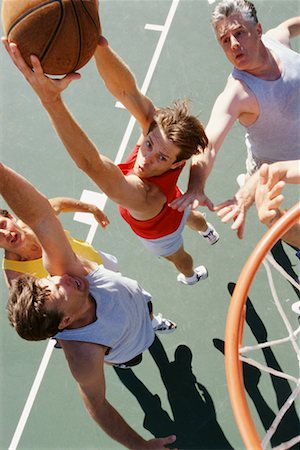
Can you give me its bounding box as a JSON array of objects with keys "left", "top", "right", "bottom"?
[
  {"left": 265, "top": 17, "right": 300, "bottom": 47},
  {"left": 220, "top": 76, "right": 257, "bottom": 113},
  {"left": 60, "top": 340, "right": 107, "bottom": 379}
]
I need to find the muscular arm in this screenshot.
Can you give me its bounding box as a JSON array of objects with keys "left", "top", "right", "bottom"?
[
  {"left": 255, "top": 163, "right": 300, "bottom": 248},
  {"left": 266, "top": 16, "right": 300, "bottom": 47},
  {"left": 94, "top": 40, "right": 155, "bottom": 135},
  {"left": 62, "top": 341, "right": 176, "bottom": 450},
  {"left": 170, "top": 77, "right": 243, "bottom": 211},
  {"left": 49, "top": 197, "right": 110, "bottom": 227},
  {"left": 0, "top": 163, "right": 84, "bottom": 276}
]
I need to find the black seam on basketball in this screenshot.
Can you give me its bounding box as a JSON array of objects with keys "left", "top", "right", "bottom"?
[
  {"left": 39, "top": 0, "right": 64, "bottom": 64},
  {"left": 80, "top": 0, "right": 99, "bottom": 31},
  {"left": 6, "top": 0, "right": 59, "bottom": 36},
  {"left": 70, "top": 0, "right": 82, "bottom": 72}
]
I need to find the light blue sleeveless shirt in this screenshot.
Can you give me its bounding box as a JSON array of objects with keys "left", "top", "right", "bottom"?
[
  {"left": 232, "top": 35, "right": 300, "bottom": 163},
  {"left": 54, "top": 266, "right": 155, "bottom": 364}
]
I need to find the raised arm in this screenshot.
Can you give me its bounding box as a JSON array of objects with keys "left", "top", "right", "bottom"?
[
  {"left": 94, "top": 38, "right": 155, "bottom": 135},
  {"left": 0, "top": 163, "right": 82, "bottom": 276},
  {"left": 49, "top": 197, "right": 110, "bottom": 228},
  {"left": 170, "top": 77, "right": 241, "bottom": 211},
  {"left": 255, "top": 163, "right": 300, "bottom": 248},
  {"left": 266, "top": 16, "right": 300, "bottom": 47},
  {"left": 2, "top": 41, "right": 149, "bottom": 212},
  {"left": 62, "top": 340, "right": 177, "bottom": 450}
]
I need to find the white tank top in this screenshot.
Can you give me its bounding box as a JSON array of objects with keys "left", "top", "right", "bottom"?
[
  {"left": 232, "top": 35, "right": 300, "bottom": 162},
  {"left": 54, "top": 266, "right": 154, "bottom": 364}
]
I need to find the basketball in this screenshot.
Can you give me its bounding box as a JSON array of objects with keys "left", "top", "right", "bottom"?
[{"left": 1, "top": 0, "right": 101, "bottom": 75}]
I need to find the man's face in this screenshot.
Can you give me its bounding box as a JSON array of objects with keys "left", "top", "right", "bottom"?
[
  {"left": 216, "top": 14, "right": 262, "bottom": 71},
  {"left": 133, "top": 126, "right": 183, "bottom": 178},
  {"left": 0, "top": 213, "right": 25, "bottom": 252},
  {"left": 39, "top": 274, "right": 89, "bottom": 328}
]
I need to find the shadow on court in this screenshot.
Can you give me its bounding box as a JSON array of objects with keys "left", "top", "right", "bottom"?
[
  {"left": 213, "top": 283, "right": 299, "bottom": 449},
  {"left": 115, "top": 336, "right": 232, "bottom": 450},
  {"left": 270, "top": 241, "right": 300, "bottom": 299}
]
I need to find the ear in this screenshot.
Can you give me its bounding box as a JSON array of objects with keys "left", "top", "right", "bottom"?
[
  {"left": 256, "top": 23, "right": 262, "bottom": 38},
  {"left": 170, "top": 160, "right": 185, "bottom": 170},
  {"left": 58, "top": 316, "right": 72, "bottom": 330}
]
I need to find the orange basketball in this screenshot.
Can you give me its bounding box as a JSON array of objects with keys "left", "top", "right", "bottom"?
[{"left": 1, "top": 0, "right": 101, "bottom": 75}]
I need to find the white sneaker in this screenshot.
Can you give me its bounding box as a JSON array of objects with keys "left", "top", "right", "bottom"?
[
  {"left": 236, "top": 173, "right": 246, "bottom": 187},
  {"left": 152, "top": 313, "right": 177, "bottom": 333},
  {"left": 201, "top": 223, "right": 219, "bottom": 245},
  {"left": 177, "top": 265, "right": 208, "bottom": 285}
]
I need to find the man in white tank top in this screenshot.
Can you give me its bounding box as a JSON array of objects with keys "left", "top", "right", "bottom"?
[
  {"left": 170, "top": 0, "right": 300, "bottom": 240},
  {"left": 1, "top": 163, "right": 177, "bottom": 450}
]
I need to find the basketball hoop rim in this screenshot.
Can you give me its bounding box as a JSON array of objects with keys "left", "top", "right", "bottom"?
[{"left": 224, "top": 202, "right": 300, "bottom": 449}]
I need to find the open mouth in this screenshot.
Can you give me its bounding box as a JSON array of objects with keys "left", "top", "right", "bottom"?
[{"left": 9, "top": 233, "right": 18, "bottom": 245}]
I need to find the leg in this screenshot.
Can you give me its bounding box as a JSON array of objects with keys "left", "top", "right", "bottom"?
[
  {"left": 164, "top": 245, "right": 194, "bottom": 277},
  {"left": 187, "top": 210, "right": 219, "bottom": 245},
  {"left": 186, "top": 210, "right": 207, "bottom": 232},
  {"left": 164, "top": 245, "right": 207, "bottom": 285}
]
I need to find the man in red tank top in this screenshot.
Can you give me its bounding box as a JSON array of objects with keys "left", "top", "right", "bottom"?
[{"left": 3, "top": 37, "right": 219, "bottom": 285}]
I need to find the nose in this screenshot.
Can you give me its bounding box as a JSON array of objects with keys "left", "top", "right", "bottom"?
[{"left": 230, "top": 35, "right": 240, "bottom": 49}]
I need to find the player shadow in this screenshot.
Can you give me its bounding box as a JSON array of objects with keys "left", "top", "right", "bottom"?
[
  {"left": 270, "top": 240, "right": 300, "bottom": 299},
  {"left": 213, "top": 283, "right": 299, "bottom": 448},
  {"left": 114, "top": 336, "right": 232, "bottom": 449}
]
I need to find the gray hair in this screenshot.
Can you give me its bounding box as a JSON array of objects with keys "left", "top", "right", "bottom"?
[{"left": 211, "top": 0, "right": 258, "bottom": 30}]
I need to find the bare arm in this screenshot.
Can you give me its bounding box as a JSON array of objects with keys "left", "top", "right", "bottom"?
[
  {"left": 266, "top": 16, "right": 300, "bottom": 47},
  {"left": 0, "top": 163, "right": 84, "bottom": 276},
  {"left": 62, "top": 341, "right": 177, "bottom": 450},
  {"left": 170, "top": 77, "right": 242, "bottom": 211},
  {"left": 2, "top": 41, "right": 149, "bottom": 212},
  {"left": 94, "top": 39, "right": 155, "bottom": 135},
  {"left": 255, "top": 164, "right": 300, "bottom": 248},
  {"left": 49, "top": 197, "right": 110, "bottom": 228}
]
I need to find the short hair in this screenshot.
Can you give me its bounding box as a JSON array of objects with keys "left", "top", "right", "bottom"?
[
  {"left": 7, "top": 274, "right": 63, "bottom": 341},
  {"left": 150, "top": 99, "right": 208, "bottom": 162},
  {"left": 211, "top": 0, "right": 258, "bottom": 30},
  {"left": 0, "top": 208, "right": 10, "bottom": 218}
]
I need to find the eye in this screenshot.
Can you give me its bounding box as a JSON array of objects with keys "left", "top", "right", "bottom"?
[
  {"left": 0, "top": 221, "right": 6, "bottom": 229},
  {"left": 158, "top": 154, "right": 167, "bottom": 161},
  {"left": 146, "top": 140, "right": 152, "bottom": 148}
]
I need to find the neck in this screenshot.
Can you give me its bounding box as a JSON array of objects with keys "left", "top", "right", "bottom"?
[
  {"left": 68, "top": 294, "right": 96, "bottom": 329},
  {"left": 247, "top": 46, "right": 281, "bottom": 80}
]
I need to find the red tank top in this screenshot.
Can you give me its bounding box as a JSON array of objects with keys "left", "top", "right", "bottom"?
[{"left": 117, "top": 145, "right": 185, "bottom": 239}]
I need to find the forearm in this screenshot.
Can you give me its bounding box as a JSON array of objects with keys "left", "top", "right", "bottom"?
[
  {"left": 49, "top": 197, "right": 98, "bottom": 215},
  {"left": 43, "top": 98, "right": 101, "bottom": 173},
  {"left": 94, "top": 44, "right": 155, "bottom": 131},
  {"left": 188, "top": 147, "right": 215, "bottom": 192},
  {"left": 0, "top": 163, "right": 54, "bottom": 229},
  {"left": 82, "top": 394, "right": 147, "bottom": 450},
  {"left": 263, "top": 208, "right": 300, "bottom": 248}
]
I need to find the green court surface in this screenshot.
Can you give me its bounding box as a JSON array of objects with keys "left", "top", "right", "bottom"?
[{"left": 0, "top": 1, "right": 299, "bottom": 449}]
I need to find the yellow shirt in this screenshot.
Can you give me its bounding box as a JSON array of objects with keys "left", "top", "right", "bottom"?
[{"left": 2, "top": 230, "right": 102, "bottom": 278}]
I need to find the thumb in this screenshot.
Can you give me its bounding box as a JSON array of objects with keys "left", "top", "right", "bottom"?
[{"left": 161, "top": 435, "right": 177, "bottom": 446}]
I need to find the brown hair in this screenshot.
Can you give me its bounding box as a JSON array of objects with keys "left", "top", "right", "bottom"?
[
  {"left": 7, "top": 274, "right": 63, "bottom": 341},
  {"left": 0, "top": 208, "right": 10, "bottom": 217},
  {"left": 150, "top": 99, "right": 208, "bottom": 162}
]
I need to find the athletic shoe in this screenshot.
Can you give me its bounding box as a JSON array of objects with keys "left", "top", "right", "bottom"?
[
  {"left": 201, "top": 223, "right": 219, "bottom": 245},
  {"left": 177, "top": 265, "right": 208, "bottom": 285},
  {"left": 152, "top": 313, "right": 177, "bottom": 334},
  {"left": 236, "top": 173, "right": 246, "bottom": 187}
]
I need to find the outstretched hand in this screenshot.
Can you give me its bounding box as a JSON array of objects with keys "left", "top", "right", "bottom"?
[
  {"left": 1, "top": 38, "right": 80, "bottom": 104},
  {"left": 255, "top": 163, "right": 285, "bottom": 226},
  {"left": 169, "top": 190, "right": 214, "bottom": 212},
  {"left": 214, "top": 196, "right": 247, "bottom": 239},
  {"left": 145, "top": 434, "right": 177, "bottom": 450},
  {"left": 93, "top": 207, "right": 110, "bottom": 228}
]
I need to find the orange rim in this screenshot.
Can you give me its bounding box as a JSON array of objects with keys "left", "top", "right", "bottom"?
[{"left": 225, "top": 202, "right": 300, "bottom": 449}]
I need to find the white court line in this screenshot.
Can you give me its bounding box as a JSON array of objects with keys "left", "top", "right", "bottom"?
[{"left": 8, "top": 0, "right": 181, "bottom": 448}]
